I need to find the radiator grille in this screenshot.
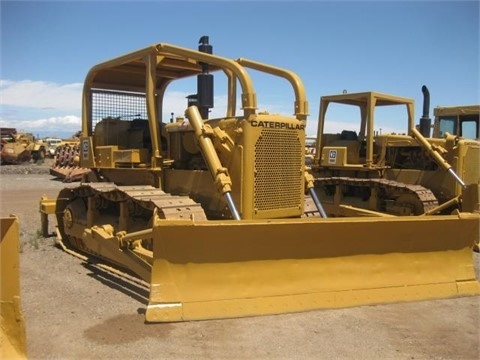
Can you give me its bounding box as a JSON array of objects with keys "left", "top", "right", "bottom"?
[
  {"left": 91, "top": 89, "right": 147, "bottom": 129},
  {"left": 254, "top": 129, "right": 303, "bottom": 211}
]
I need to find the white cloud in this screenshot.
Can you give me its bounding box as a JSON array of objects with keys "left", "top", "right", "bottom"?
[
  {"left": 0, "top": 79, "right": 82, "bottom": 137},
  {"left": 0, "top": 79, "right": 83, "bottom": 110},
  {"left": 0, "top": 115, "right": 81, "bottom": 137},
  {"left": 0, "top": 115, "right": 80, "bottom": 130}
]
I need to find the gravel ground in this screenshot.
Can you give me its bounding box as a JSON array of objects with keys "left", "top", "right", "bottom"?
[{"left": 1, "top": 159, "right": 479, "bottom": 360}]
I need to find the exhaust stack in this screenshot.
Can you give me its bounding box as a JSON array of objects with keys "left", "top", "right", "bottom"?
[
  {"left": 419, "top": 85, "right": 432, "bottom": 137},
  {"left": 197, "top": 36, "right": 214, "bottom": 119}
]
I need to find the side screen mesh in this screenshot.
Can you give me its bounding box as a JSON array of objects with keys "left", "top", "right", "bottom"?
[{"left": 91, "top": 89, "right": 147, "bottom": 129}]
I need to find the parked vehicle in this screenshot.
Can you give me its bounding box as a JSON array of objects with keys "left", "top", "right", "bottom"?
[{"left": 40, "top": 38, "right": 479, "bottom": 323}]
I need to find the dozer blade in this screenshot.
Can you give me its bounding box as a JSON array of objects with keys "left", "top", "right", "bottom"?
[
  {"left": 146, "top": 213, "right": 480, "bottom": 322},
  {"left": 1, "top": 216, "right": 27, "bottom": 359}
]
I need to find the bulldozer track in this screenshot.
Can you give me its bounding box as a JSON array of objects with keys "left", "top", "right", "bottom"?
[
  {"left": 55, "top": 183, "right": 208, "bottom": 283},
  {"left": 65, "top": 182, "right": 207, "bottom": 221},
  {"left": 314, "top": 177, "right": 439, "bottom": 214}
]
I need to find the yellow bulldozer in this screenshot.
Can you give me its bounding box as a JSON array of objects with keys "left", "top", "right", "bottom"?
[
  {"left": 311, "top": 86, "right": 479, "bottom": 217},
  {"left": 1, "top": 216, "right": 27, "bottom": 359},
  {"left": 40, "top": 37, "right": 479, "bottom": 323}
]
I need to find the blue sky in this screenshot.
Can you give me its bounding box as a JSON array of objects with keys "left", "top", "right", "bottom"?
[{"left": 1, "top": 0, "right": 478, "bottom": 138}]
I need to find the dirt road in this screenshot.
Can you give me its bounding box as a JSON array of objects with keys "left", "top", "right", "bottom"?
[{"left": 1, "top": 164, "right": 479, "bottom": 359}]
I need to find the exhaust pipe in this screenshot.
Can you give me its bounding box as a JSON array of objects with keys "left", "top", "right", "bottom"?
[
  {"left": 419, "top": 85, "right": 432, "bottom": 137},
  {"left": 186, "top": 36, "right": 215, "bottom": 119},
  {"left": 197, "top": 36, "right": 214, "bottom": 119}
]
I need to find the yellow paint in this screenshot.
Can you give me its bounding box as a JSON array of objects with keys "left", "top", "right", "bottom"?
[
  {"left": 1, "top": 217, "right": 27, "bottom": 359},
  {"left": 146, "top": 214, "right": 480, "bottom": 322}
]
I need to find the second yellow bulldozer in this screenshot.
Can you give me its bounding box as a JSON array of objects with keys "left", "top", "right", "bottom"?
[
  {"left": 311, "top": 86, "right": 479, "bottom": 216},
  {"left": 40, "top": 37, "right": 479, "bottom": 323}
]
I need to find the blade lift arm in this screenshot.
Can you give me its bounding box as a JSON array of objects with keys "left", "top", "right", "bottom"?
[
  {"left": 185, "top": 105, "right": 241, "bottom": 220},
  {"left": 411, "top": 127, "right": 466, "bottom": 188}
]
